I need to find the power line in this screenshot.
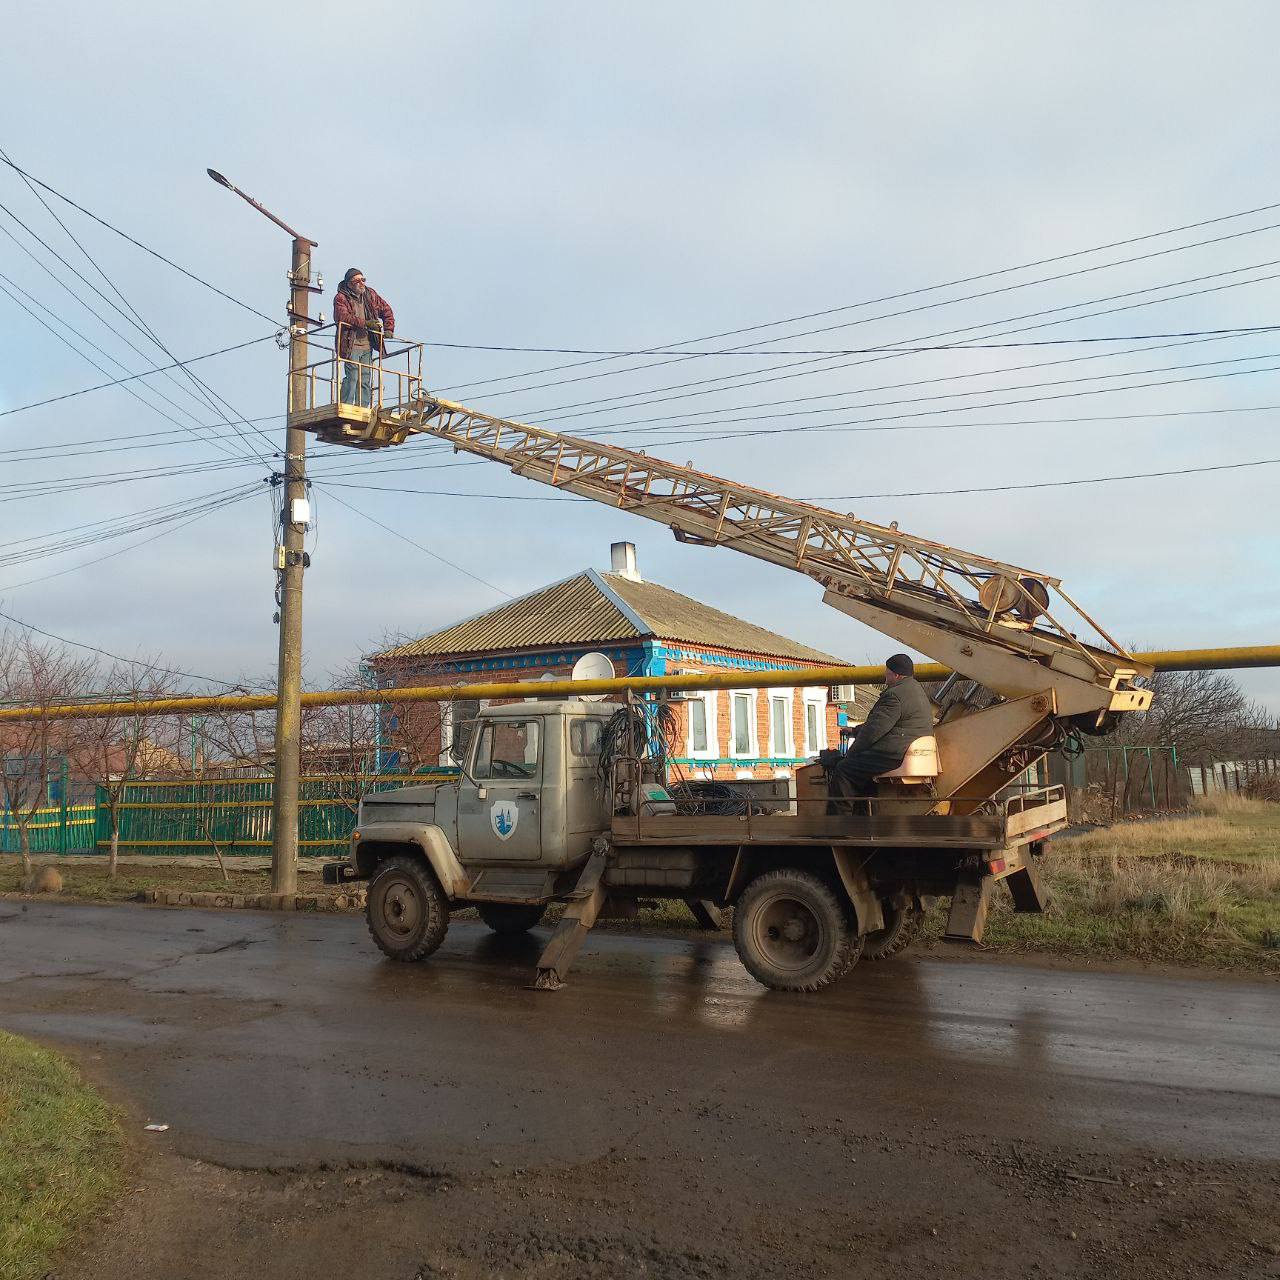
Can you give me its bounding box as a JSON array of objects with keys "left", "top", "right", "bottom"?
[
  {"left": 0, "top": 486, "right": 261, "bottom": 593},
  {"left": 437, "top": 197, "right": 1280, "bottom": 395},
  {"left": 0, "top": 155, "right": 278, "bottom": 325},
  {"left": 424, "top": 325, "right": 1280, "bottom": 357},
  {"left": 456, "top": 216, "right": 1280, "bottom": 405},
  {"left": 0, "top": 272, "right": 258, "bottom": 466},
  {"left": 831, "top": 455, "right": 1280, "bottom": 500},
  {"left": 316, "top": 449, "right": 1280, "bottom": 504},
  {"left": 0, "top": 190, "right": 276, "bottom": 461},
  {"left": 313, "top": 486, "right": 513, "bottom": 598},
  {"left": 508, "top": 255, "right": 1280, "bottom": 424},
  {"left": 0, "top": 332, "right": 279, "bottom": 418},
  {"left": 0, "top": 604, "right": 243, "bottom": 690},
  {"left": 0, "top": 485, "right": 263, "bottom": 571}
]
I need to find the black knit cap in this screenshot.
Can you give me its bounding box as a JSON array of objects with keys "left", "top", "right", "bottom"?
[
  {"left": 343, "top": 267, "right": 364, "bottom": 283},
  {"left": 886, "top": 653, "right": 914, "bottom": 677}
]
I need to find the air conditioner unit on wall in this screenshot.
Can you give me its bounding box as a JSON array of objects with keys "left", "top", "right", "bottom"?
[{"left": 829, "top": 684, "right": 856, "bottom": 703}]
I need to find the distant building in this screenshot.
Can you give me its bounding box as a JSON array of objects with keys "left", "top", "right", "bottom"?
[{"left": 368, "top": 543, "right": 877, "bottom": 781}]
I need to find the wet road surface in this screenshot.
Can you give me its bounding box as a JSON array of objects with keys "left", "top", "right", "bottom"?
[{"left": 1, "top": 900, "right": 1277, "bottom": 1279}]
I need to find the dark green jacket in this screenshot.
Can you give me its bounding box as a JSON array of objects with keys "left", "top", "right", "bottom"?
[{"left": 850, "top": 677, "right": 934, "bottom": 760}]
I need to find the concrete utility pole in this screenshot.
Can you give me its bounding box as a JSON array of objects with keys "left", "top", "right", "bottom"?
[{"left": 207, "top": 170, "right": 317, "bottom": 897}]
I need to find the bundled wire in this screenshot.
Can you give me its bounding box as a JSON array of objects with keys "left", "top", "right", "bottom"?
[{"left": 597, "top": 699, "right": 681, "bottom": 786}]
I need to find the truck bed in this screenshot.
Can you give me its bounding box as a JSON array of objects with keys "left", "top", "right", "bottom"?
[{"left": 610, "top": 787, "right": 1067, "bottom": 850}]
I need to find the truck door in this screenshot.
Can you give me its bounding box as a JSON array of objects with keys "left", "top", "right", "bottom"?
[{"left": 457, "top": 717, "right": 543, "bottom": 861}]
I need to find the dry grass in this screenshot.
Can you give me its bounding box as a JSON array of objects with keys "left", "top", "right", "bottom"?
[{"left": 971, "top": 798, "right": 1280, "bottom": 972}]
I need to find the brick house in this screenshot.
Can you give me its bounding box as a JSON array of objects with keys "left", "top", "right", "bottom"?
[{"left": 368, "top": 544, "right": 876, "bottom": 781}]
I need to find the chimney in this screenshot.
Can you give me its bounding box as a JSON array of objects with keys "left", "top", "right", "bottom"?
[{"left": 610, "top": 541, "right": 641, "bottom": 582}]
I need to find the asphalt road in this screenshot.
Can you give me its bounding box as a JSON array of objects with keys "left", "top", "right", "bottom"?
[{"left": 1, "top": 900, "right": 1277, "bottom": 1279}]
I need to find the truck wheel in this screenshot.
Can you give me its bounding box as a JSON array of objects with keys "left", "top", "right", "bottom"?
[
  {"left": 733, "top": 869, "right": 861, "bottom": 992},
  {"left": 477, "top": 903, "right": 547, "bottom": 935},
  {"left": 366, "top": 855, "right": 449, "bottom": 962},
  {"left": 862, "top": 901, "right": 923, "bottom": 961}
]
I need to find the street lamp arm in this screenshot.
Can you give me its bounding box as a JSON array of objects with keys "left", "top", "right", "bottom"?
[{"left": 205, "top": 168, "right": 316, "bottom": 245}]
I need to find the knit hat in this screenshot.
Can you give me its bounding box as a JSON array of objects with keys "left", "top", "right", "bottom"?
[{"left": 343, "top": 267, "right": 364, "bottom": 283}]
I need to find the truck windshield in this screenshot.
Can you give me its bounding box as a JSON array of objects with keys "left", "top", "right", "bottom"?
[{"left": 472, "top": 719, "right": 540, "bottom": 780}]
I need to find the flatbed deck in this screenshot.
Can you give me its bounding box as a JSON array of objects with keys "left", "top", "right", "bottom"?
[{"left": 610, "top": 787, "right": 1067, "bottom": 850}]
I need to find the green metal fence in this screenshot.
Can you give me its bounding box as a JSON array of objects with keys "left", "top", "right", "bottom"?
[
  {"left": 0, "top": 803, "right": 97, "bottom": 853},
  {"left": 2, "top": 771, "right": 456, "bottom": 858}
]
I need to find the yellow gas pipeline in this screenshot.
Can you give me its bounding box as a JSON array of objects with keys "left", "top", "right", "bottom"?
[{"left": 0, "top": 645, "right": 1277, "bottom": 723}]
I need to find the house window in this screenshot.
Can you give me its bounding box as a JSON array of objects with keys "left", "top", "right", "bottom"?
[
  {"left": 802, "top": 688, "right": 828, "bottom": 756},
  {"left": 686, "top": 692, "right": 717, "bottom": 759},
  {"left": 730, "top": 692, "right": 757, "bottom": 758},
  {"left": 769, "top": 694, "right": 794, "bottom": 758}
]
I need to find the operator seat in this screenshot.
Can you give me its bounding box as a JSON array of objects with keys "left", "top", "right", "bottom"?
[{"left": 874, "top": 735, "right": 940, "bottom": 784}]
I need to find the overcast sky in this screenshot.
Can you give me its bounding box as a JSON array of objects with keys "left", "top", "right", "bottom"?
[{"left": 3, "top": 2, "right": 1278, "bottom": 708}]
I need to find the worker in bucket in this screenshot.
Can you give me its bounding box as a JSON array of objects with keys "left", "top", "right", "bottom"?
[
  {"left": 334, "top": 268, "right": 395, "bottom": 407},
  {"left": 836, "top": 653, "right": 934, "bottom": 799}
]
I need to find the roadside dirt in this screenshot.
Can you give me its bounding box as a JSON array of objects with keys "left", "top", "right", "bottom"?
[{"left": 58, "top": 1109, "right": 1280, "bottom": 1280}]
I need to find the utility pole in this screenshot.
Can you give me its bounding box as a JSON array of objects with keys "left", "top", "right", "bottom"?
[{"left": 207, "top": 170, "right": 317, "bottom": 897}]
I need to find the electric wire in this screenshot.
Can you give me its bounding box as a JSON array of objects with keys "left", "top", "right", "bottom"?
[
  {"left": 434, "top": 196, "right": 1280, "bottom": 394},
  {"left": 312, "top": 486, "right": 513, "bottom": 598},
  {"left": 0, "top": 332, "right": 279, "bottom": 418},
  {"left": 0, "top": 486, "right": 261, "bottom": 593},
  {"left": 0, "top": 155, "right": 278, "bottom": 325},
  {"left": 0, "top": 192, "right": 276, "bottom": 462},
  {"left": 0, "top": 605, "right": 243, "bottom": 690},
  {"left": 458, "top": 217, "right": 1280, "bottom": 407},
  {"left": 506, "top": 255, "right": 1280, "bottom": 423},
  {"left": 1, "top": 146, "right": 278, "bottom": 461},
  {"left": 0, "top": 267, "right": 252, "bottom": 450},
  {"left": 423, "top": 325, "right": 1280, "bottom": 357},
  {"left": 0, "top": 273, "right": 255, "bottom": 466}
]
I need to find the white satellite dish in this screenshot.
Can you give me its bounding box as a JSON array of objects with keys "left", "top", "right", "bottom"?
[{"left": 571, "top": 650, "right": 614, "bottom": 701}]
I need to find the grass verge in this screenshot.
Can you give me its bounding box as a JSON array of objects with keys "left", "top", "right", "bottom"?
[
  {"left": 0, "top": 858, "right": 336, "bottom": 904},
  {"left": 0, "top": 1031, "right": 124, "bottom": 1280},
  {"left": 961, "top": 794, "right": 1280, "bottom": 973}
]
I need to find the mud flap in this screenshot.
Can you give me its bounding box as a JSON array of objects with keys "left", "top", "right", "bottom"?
[
  {"left": 944, "top": 875, "right": 993, "bottom": 944},
  {"left": 531, "top": 848, "right": 608, "bottom": 991}
]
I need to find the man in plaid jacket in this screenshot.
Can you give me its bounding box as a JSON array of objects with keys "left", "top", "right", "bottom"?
[{"left": 334, "top": 267, "right": 395, "bottom": 407}]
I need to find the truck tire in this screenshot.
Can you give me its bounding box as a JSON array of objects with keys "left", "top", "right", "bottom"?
[
  {"left": 477, "top": 903, "right": 547, "bottom": 935},
  {"left": 733, "top": 869, "right": 861, "bottom": 992},
  {"left": 862, "top": 901, "right": 923, "bottom": 961},
  {"left": 366, "top": 855, "right": 449, "bottom": 962}
]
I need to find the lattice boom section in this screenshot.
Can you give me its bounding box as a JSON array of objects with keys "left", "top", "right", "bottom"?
[{"left": 397, "top": 396, "right": 1141, "bottom": 686}]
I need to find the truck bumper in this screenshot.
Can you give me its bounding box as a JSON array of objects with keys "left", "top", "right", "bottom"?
[{"left": 322, "top": 861, "right": 365, "bottom": 886}]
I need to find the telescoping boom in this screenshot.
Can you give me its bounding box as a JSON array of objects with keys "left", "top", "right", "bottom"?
[{"left": 294, "top": 333, "right": 1151, "bottom": 804}]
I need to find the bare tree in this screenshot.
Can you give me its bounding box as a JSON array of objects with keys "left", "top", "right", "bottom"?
[
  {"left": 1112, "top": 668, "right": 1255, "bottom": 763},
  {"left": 0, "top": 629, "right": 96, "bottom": 876},
  {"left": 64, "top": 660, "right": 180, "bottom": 880}
]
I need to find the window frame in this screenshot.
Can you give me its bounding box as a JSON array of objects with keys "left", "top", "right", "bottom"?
[
  {"left": 768, "top": 692, "right": 795, "bottom": 759},
  {"left": 470, "top": 717, "right": 542, "bottom": 781},
  {"left": 684, "top": 690, "right": 719, "bottom": 760},
  {"left": 729, "top": 690, "right": 759, "bottom": 759},
  {"left": 801, "top": 687, "right": 829, "bottom": 757}
]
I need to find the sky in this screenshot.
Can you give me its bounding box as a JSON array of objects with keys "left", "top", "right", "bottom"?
[{"left": 2, "top": 1, "right": 1278, "bottom": 708}]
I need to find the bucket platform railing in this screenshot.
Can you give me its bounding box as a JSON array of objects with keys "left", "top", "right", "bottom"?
[{"left": 289, "top": 326, "right": 428, "bottom": 449}]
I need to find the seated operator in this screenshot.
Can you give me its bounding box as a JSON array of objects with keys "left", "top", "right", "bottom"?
[
  {"left": 334, "top": 267, "right": 395, "bottom": 407},
  {"left": 836, "top": 653, "right": 934, "bottom": 798}
]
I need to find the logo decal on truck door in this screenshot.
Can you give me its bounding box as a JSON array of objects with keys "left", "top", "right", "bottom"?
[{"left": 490, "top": 799, "right": 519, "bottom": 840}]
